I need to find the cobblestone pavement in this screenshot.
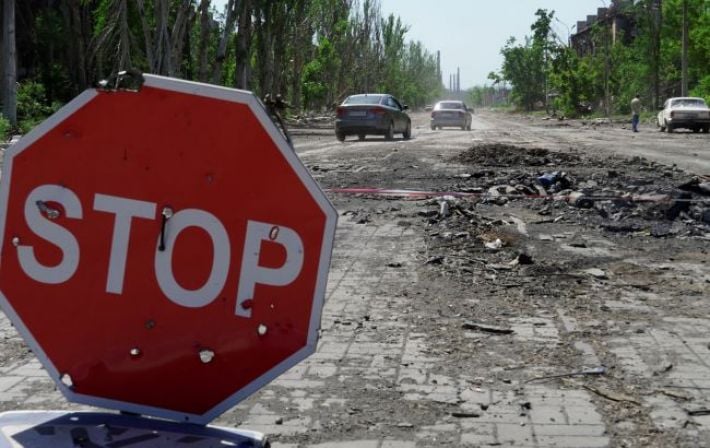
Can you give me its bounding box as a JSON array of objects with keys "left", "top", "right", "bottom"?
[{"left": 1, "top": 112, "right": 710, "bottom": 447}]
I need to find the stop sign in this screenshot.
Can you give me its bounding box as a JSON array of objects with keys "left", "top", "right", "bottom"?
[{"left": 0, "top": 75, "right": 337, "bottom": 424}]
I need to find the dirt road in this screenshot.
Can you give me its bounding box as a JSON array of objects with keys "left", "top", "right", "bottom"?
[{"left": 0, "top": 111, "right": 709, "bottom": 448}]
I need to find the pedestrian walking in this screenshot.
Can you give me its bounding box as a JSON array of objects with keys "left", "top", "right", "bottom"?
[{"left": 631, "top": 95, "right": 642, "bottom": 133}]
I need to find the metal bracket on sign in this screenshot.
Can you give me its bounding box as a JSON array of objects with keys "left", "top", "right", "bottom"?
[
  {"left": 97, "top": 69, "right": 145, "bottom": 92},
  {"left": 262, "top": 93, "right": 294, "bottom": 151}
]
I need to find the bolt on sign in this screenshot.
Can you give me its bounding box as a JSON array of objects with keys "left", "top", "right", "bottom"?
[{"left": 0, "top": 75, "right": 337, "bottom": 424}]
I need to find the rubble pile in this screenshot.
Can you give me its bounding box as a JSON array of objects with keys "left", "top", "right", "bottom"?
[
  {"left": 286, "top": 113, "right": 335, "bottom": 128},
  {"left": 414, "top": 144, "right": 710, "bottom": 287},
  {"left": 446, "top": 144, "right": 710, "bottom": 236}
]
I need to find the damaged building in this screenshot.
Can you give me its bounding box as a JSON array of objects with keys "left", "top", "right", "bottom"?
[{"left": 570, "top": 0, "right": 638, "bottom": 56}]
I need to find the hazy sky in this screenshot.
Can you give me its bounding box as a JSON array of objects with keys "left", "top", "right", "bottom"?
[{"left": 211, "top": 0, "right": 607, "bottom": 88}]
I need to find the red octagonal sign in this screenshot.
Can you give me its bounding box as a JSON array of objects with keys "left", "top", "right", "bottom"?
[{"left": 0, "top": 75, "right": 337, "bottom": 424}]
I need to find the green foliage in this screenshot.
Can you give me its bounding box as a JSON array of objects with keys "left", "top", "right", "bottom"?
[
  {"left": 14, "top": 1, "right": 444, "bottom": 114},
  {"left": 0, "top": 116, "right": 11, "bottom": 141},
  {"left": 691, "top": 75, "right": 710, "bottom": 103},
  {"left": 15, "top": 81, "right": 60, "bottom": 135},
  {"left": 17, "top": 82, "right": 56, "bottom": 123},
  {"left": 498, "top": 1, "right": 710, "bottom": 116},
  {"left": 499, "top": 10, "right": 555, "bottom": 111},
  {"left": 302, "top": 60, "right": 328, "bottom": 109}
]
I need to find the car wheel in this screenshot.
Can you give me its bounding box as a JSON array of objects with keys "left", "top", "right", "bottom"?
[
  {"left": 430, "top": 125, "right": 436, "bottom": 131},
  {"left": 667, "top": 124, "right": 674, "bottom": 133},
  {"left": 704, "top": 126, "right": 710, "bottom": 133},
  {"left": 385, "top": 122, "right": 394, "bottom": 140},
  {"left": 336, "top": 132, "right": 346, "bottom": 142},
  {"left": 358, "top": 134, "right": 366, "bottom": 141},
  {"left": 693, "top": 127, "right": 700, "bottom": 133},
  {"left": 403, "top": 122, "right": 412, "bottom": 140},
  {"left": 466, "top": 123, "right": 472, "bottom": 131}
]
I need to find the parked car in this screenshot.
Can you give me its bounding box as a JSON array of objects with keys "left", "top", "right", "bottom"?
[
  {"left": 335, "top": 94, "right": 411, "bottom": 142},
  {"left": 657, "top": 97, "right": 710, "bottom": 133},
  {"left": 430, "top": 101, "right": 472, "bottom": 130}
]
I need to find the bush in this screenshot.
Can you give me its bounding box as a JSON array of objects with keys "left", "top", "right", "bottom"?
[
  {"left": 691, "top": 75, "right": 710, "bottom": 104},
  {"left": 19, "top": 118, "right": 43, "bottom": 136},
  {"left": 17, "top": 81, "right": 55, "bottom": 123},
  {"left": 0, "top": 116, "right": 10, "bottom": 141}
]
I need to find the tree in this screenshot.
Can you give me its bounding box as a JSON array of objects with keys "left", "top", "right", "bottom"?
[{"left": 2, "top": 0, "right": 17, "bottom": 126}]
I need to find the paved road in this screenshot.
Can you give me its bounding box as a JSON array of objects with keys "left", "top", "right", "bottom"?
[
  {"left": 1, "top": 112, "right": 709, "bottom": 448},
  {"left": 297, "top": 111, "right": 710, "bottom": 175},
  {"left": 477, "top": 112, "right": 710, "bottom": 175}
]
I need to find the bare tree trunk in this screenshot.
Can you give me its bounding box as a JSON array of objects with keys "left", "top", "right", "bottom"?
[
  {"left": 255, "top": 1, "right": 274, "bottom": 96},
  {"left": 135, "top": 0, "right": 156, "bottom": 71},
  {"left": 118, "top": 0, "right": 131, "bottom": 70},
  {"left": 681, "top": 0, "right": 688, "bottom": 96},
  {"left": 169, "top": 0, "right": 193, "bottom": 76},
  {"left": 63, "top": 1, "right": 88, "bottom": 94},
  {"left": 235, "top": 0, "right": 252, "bottom": 89},
  {"left": 212, "top": 0, "right": 238, "bottom": 84},
  {"left": 155, "top": 0, "right": 171, "bottom": 75},
  {"left": 2, "top": 0, "right": 17, "bottom": 126},
  {"left": 290, "top": 0, "right": 307, "bottom": 111},
  {"left": 197, "top": 0, "right": 212, "bottom": 82}
]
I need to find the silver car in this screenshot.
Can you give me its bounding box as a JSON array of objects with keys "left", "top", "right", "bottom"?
[
  {"left": 430, "top": 101, "right": 473, "bottom": 131},
  {"left": 657, "top": 97, "right": 710, "bottom": 133}
]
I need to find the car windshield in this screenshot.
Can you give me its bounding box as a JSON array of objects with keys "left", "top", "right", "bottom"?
[
  {"left": 436, "top": 102, "right": 464, "bottom": 110},
  {"left": 671, "top": 98, "right": 707, "bottom": 108},
  {"left": 343, "top": 95, "right": 384, "bottom": 105}
]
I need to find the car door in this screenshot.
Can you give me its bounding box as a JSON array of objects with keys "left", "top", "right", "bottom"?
[{"left": 388, "top": 96, "right": 406, "bottom": 132}]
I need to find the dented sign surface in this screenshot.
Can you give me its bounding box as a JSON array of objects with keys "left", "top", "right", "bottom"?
[{"left": 0, "top": 75, "right": 337, "bottom": 424}]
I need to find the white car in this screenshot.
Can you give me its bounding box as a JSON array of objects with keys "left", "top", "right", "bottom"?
[{"left": 657, "top": 97, "right": 710, "bottom": 133}]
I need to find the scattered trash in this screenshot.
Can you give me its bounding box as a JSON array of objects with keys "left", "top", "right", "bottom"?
[
  {"left": 659, "top": 389, "right": 692, "bottom": 401},
  {"left": 510, "top": 253, "right": 534, "bottom": 266},
  {"left": 665, "top": 191, "right": 692, "bottom": 220},
  {"left": 583, "top": 385, "right": 641, "bottom": 405},
  {"left": 525, "top": 367, "right": 606, "bottom": 384},
  {"left": 451, "top": 411, "right": 481, "bottom": 418},
  {"left": 462, "top": 322, "right": 514, "bottom": 334},
  {"left": 537, "top": 172, "right": 560, "bottom": 188},
  {"left": 678, "top": 177, "right": 710, "bottom": 196},
  {"left": 568, "top": 191, "right": 594, "bottom": 209},
  {"left": 425, "top": 256, "right": 445, "bottom": 265},
  {"left": 485, "top": 239, "right": 504, "bottom": 250}
]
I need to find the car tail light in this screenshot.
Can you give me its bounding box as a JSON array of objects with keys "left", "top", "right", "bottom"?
[
  {"left": 336, "top": 107, "right": 346, "bottom": 118},
  {"left": 370, "top": 107, "right": 386, "bottom": 116},
  {"left": 431, "top": 111, "right": 437, "bottom": 118},
  {"left": 670, "top": 111, "right": 675, "bottom": 119}
]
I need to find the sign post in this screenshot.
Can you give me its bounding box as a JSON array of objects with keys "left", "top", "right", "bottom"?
[{"left": 0, "top": 75, "right": 337, "bottom": 442}]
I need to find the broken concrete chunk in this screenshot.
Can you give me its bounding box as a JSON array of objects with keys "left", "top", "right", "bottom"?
[{"left": 583, "top": 268, "right": 608, "bottom": 279}]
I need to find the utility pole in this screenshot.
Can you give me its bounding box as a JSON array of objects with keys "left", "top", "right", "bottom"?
[
  {"left": 457, "top": 67, "right": 460, "bottom": 93},
  {"left": 436, "top": 51, "right": 441, "bottom": 85},
  {"left": 652, "top": 0, "right": 662, "bottom": 109},
  {"left": 681, "top": 0, "right": 689, "bottom": 96}
]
